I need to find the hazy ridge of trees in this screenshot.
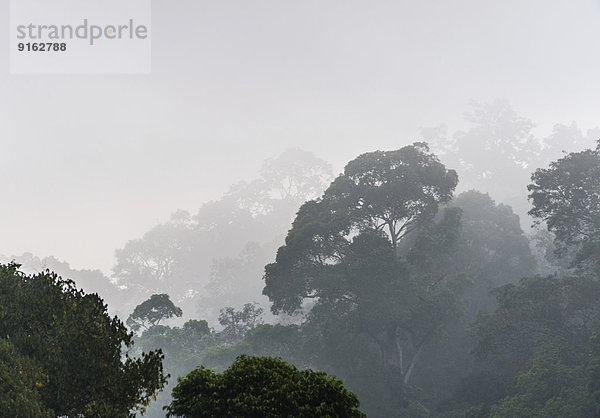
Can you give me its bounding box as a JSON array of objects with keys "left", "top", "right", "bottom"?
[
  {"left": 2, "top": 101, "right": 600, "bottom": 416},
  {"left": 423, "top": 99, "right": 600, "bottom": 226}
]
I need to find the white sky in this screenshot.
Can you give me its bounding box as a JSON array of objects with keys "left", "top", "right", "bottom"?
[{"left": 1, "top": 0, "right": 600, "bottom": 273}]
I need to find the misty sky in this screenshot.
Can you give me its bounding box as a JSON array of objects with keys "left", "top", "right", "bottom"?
[{"left": 1, "top": 0, "right": 599, "bottom": 273}]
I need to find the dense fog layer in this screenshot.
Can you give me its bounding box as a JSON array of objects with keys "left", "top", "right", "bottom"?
[{"left": 2, "top": 1, "right": 600, "bottom": 272}]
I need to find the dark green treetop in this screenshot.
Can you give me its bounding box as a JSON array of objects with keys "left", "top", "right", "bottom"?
[
  {"left": 165, "top": 355, "right": 365, "bottom": 417},
  {"left": 264, "top": 142, "right": 459, "bottom": 315},
  {"left": 0, "top": 263, "right": 168, "bottom": 417},
  {"left": 528, "top": 140, "right": 600, "bottom": 274},
  {"left": 127, "top": 293, "right": 183, "bottom": 332}
]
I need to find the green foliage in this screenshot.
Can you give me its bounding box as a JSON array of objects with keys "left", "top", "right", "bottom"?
[
  {"left": 450, "top": 191, "right": 536, "bottom": 303},
  {"left": 166, "top": 355, "right": 365, "bottom": 417},
  {"left": 327, "top": 143, "right": 458, "bottom": 247},
  {"left": 437, "top": 141, "right": 600, "bottom": 415},
  {"left": 528, "top": 140, "right": 600, "bottom": 274},
  {"left": 218, "top": 302, "right": 264, "bottom": 344},
  {"left": 491, "top": 339, "right": 595, "bottom": 417},
  {"left": 0, "top": 338, "right": 53, "bottom": 417},
  {"left": 0, "top": 253, "right": 128, "bottom": 318},
  {"left": 199, "top": 324, "right": 301, "bottom": 374},
  {"left": 260, "top": 144, "right": 469, "bottom": 416},
  {"left": 0, "top": 263, "right": 167, "bottom": 417},
  {"left": 264, "top": 144, "right": 460, "bottom": 318},
  {"left": 130, "top": 319, "right": 216, "bottom": 417},
  {"left": 466, "top": 273, "right": 600, "bottom": 416},
  {"left": 471, "top": 275, "right": 598, "bottom": 369},
  {"left": 127, "top": 293, "right": 183, "bottom": 332},
  {"left": 264, "top": 144, "right": 464, "bottom": 381},
  {"left": 407, "top": 191, "right": 536, "bottom": 405},
  {"left": 242, "top": 324, "right": 301, "bottom": 359},
  {"left": 179, "top": 319, "right": 213, "bottom": 353},
  {"left": 453, "top": 142, "right": 600, "bottom": 415},
  {"left": 437, "top": 371, "right": 511, "bottom": 417},
  {"left": 135, "top": 320, "right": 214, "bottom": 365}
]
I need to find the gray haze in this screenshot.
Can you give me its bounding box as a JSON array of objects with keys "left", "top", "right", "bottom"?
[{"left": 1, "top": 0, "right": 600, "bottom": 273}]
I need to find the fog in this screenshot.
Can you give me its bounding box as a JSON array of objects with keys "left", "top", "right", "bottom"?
[
  {"left": 1, "top": 0, "right": 600, "bottom": 272},
  {"left": 2, "top": 1, "right": 600, "bottom": 417}
]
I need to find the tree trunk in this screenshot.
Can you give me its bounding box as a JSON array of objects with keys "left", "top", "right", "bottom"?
[
  {"left": 403, "top": 343, "right": 424, "bottom": 384},
  {"left": 374, "top": 326, "right": 435, "bottom": 385},
  {"left": 377, "top": 326, "right": 404, "bottom": 371},
  {"left": 403, "top": 327, "right": 436, "bottom": 385},
  {"left": 388, "top": 221, "right": 398, "bottom": 253}
]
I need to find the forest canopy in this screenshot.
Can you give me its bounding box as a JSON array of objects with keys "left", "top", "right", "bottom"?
[
  {"left": 0, "top": 263, "right": 167, "bottom": 417},
  {"left": 3, "top": 133, "right": 600, "bottom": 417}
]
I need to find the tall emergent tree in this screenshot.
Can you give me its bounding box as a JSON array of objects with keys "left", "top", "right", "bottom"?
[
  {"left": 0, "top": 263, "right": 167, "bottom": 417},
  {"left": 263, "top": 143, "right": 463, "bottom": 387},
  {"left": 127, "top": 293, "right": 183, "bottom": 332}
]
